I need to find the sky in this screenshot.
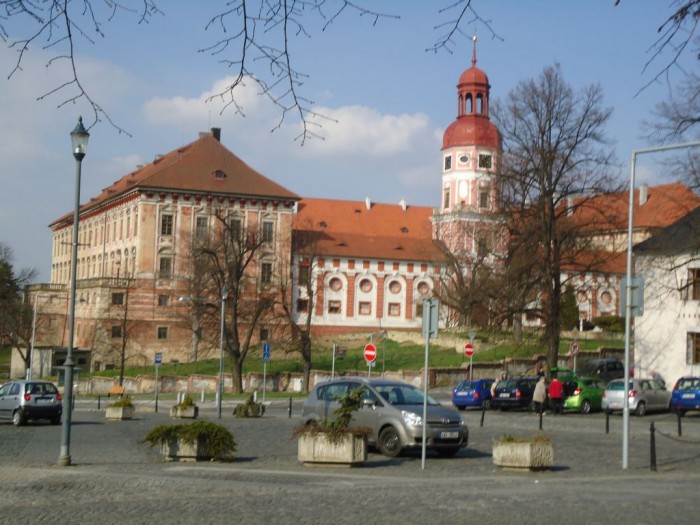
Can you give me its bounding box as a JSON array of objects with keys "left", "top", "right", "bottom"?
[{"left": 0, "top": 1, "right": 695, "bottom": 281}]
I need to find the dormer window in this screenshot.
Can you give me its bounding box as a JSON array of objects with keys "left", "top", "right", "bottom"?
[{"left": 213, "top": 170, "right": 227, "bottom": 180}]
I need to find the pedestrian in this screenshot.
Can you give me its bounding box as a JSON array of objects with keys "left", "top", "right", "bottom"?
[
  {"left": 533, "top": 375, "right": 547, "bottom": 415},
  {"left": 491, "top": 371, "right": 508, "bottom": 398},
  {"left": 549, "top": 374, "right": 564, "bottom": 415}
]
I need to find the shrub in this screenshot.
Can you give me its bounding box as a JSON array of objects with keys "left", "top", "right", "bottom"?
[
  {"left": 175, "top": 394, "right": 197, "bottom": 410},
  {"left": 293, "top": 387, "right": 371, "bottom": 443},
  {"left": 234, "top": 394, "right": 265, "bottom": 418},
  {"left": 109, "top": 395, "right": 134, "bottom": 408},
  {"left": 142, "top": 421, "right": 236, "bottom": 460},
  {"left": 495, "top": 433, "right": 551, "bottom": 444}
]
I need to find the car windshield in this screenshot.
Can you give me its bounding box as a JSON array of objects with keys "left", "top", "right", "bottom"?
[
  {"left": 607, "top": 381, "right": 629, "bottom": 391},
  {"left": 676, "top": 378, "right": 700, "bottom": 390},
  {"left": 456, "top": 381, "right": 476, "bottom": 389},
  {"left": 374, "top": 384, "right": 439, "bottom": 406}
]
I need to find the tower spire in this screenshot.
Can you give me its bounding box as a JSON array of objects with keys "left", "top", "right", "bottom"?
[{"left": 471, "top": 35, "right": 477, "bottom": 67}]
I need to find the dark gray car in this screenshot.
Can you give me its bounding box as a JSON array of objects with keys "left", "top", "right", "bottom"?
[
  {"left": 0, "top": 380, "right": 63, "bottom": 426},
  {"left": 301, "top": 377, "right": 468, "bottom": 457}
]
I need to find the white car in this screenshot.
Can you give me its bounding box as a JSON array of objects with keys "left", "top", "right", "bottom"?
[{"left": 602, "top": 378, "right": 671, "bottom": 416}]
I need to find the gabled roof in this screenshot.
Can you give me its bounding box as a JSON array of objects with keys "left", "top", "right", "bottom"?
[
  {"left": 51, "top": 131, "right": 298, "bottom": 227},
  {"left": 293, "top": 198, "right": 442, "bottom": 262},
  {"left": 569, "top": 182, "right": 700, "bottom": 233},
  {"left": 635, "top": 205, "right": 700, "bottom": 256}
]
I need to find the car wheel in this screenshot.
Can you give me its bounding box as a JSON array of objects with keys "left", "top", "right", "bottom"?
[
  {"left": 12, "top": 410, "right": 26, "bottom": 427},
  {"left": 635, "top": 402, "right": 647, "bottom": 416},
  {"left": 581, "top": 400, "right": 592, "bottom": 414},
  {"left": 378, "top": 426, "right": 402, "bottom": 458},
  {"left": 455, "top": 405, "right": 465, "bottom": 411},
  {"left": 436, "top": 446, "right": 460, "bottom": 458}
]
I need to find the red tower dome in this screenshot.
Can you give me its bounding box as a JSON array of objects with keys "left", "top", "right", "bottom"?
[{"left": 442, "top": 37, "right": 501, "bottom": 150}]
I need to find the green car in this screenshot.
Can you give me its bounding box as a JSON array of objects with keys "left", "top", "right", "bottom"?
[{"left": 562, "top": 377, "right": 605, "bottom": 414}]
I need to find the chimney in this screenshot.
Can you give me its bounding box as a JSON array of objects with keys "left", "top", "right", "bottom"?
[
  {"left": 639, "top": 183, "right": 649, "bottom": 206},
  {"left": 399, "top": 199, "right": 407, "bottom": 211},
  {"left": 566, "top": 195, "right": 574, "bottom": 217},
  {"left": 365, "top": 196, "right": 371, "bottom": 211},
  {"left": 211, "top": 128, "right": 221, "bottom": 141}
]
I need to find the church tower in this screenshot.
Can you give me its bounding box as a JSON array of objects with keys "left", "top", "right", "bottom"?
[{"left": 433, "top": 36, "right": 503, "bottom": 259}]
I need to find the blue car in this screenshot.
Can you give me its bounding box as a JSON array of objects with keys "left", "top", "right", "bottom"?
[
  {"left": 452, "top": 378, "right": 494, "bottom": 410},
  {"left": 671, "top": 376, "right": 700, "bottom": 416}
]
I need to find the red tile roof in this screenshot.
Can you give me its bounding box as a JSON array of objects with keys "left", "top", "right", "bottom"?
[
  {"left": 51, "top": 132, "right": 298, "bottom": 227},
  {"left": 294, "top": 198, "right": 442, "bottom": 262}
]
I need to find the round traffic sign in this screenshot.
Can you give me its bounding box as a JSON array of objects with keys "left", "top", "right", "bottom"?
[
  {"left": 464, "top": 343, "right": 474, "bottom": 357},
  {"left": 364, "top": 343, "right": 377, "bottom": 363},
  {"left": 569, "top": 341, "right": 580, "bottom": 357}
]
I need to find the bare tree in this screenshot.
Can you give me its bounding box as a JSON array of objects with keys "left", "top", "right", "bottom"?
[
  {"left": 108, "top": 271, "right": 137, "bottom": 387},
  {"left": 1, "top": 1, "right": 494, "bottom": 139},
  {"left": 194, "top": 210, "right": 276, "bottom": 393},
  {"left": 492, "top": 63, "right": 618, "bottom": 368}
]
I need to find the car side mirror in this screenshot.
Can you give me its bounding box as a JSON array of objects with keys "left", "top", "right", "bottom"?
[{"left": 362, "top": 398, "right": 376, "bottom": 408}]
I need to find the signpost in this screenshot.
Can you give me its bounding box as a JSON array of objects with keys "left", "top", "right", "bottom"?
[
  {"left": 262, "top": 342, "right": 270, "bottom": 404},
  {"left": 421, "top": 298, "right": 439, "bottom": 470},
  {"left": 464, "top": 342, "right": 474, "bottom": 380},
  {"left": 154, "top": 352, "right": 162, "bottom": 413},
  {"left": 364, "top": 343, "right": 377, "bottom": 378}
]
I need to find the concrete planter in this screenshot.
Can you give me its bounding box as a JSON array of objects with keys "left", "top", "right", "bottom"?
[
  {"left": 170, "top": 406, "right": 199, "bottom": 419},
  {"left": 234, "top": 402, "right": 265, "bottom": 418},
  {"left": 160, "top": 436, "right": 211, "bottom": 462},
  {"left": 492, "top": 439, "right": 553, "bottom": 470},
  {"left": 298, "top": 433, "right": 367, "bottom": 466},
  {"left": 105, "top": 405, "right": 135, "bottom": 420}
]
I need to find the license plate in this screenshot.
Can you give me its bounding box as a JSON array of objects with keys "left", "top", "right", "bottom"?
[
  {"left": 682, "top": 393, "right": 695, "bottom": 399},
  {"left": 499, "top": 393, "right": 510, "bottom": 398},
  {"left": 439, "top": 431, "right": 459, "bottom": 439},
  {"left": 36, "top": 398, "right": 53, "bottom": 404}
]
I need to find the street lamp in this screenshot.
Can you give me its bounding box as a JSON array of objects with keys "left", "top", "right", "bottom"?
[
  {"left": 218, "top": 286, "right": 228, "bottom": 419},
  {"left": 622, "top": 140, "right": 700, "bottom": 470},
  {"left": 59, "top": 117, "right": 89, "bottom": 467}
]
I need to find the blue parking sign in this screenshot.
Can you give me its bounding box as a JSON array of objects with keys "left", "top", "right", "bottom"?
[
  {"left": 262, "top": 342, "right": 271, "bottom": 363},
  {"left": 154, "top": 352, "right": 163, "bottom": 365}
]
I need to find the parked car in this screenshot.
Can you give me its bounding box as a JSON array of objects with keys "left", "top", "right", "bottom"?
[
  {"left": 301, "top": 377, "right": 468, "bottom": 458},
  {"left": 490, "top": 377, "right": 539, "bottom": 411},
  {"left": 562, "top": 377, "right": 605, "bottom": 414},
  {"left": 452, "top": 378, "right": 494, "bottom": 410},
  {"left": 670, "top": 376, "right": 700, "bottom": 416},
  {"left": 0, "top": 380, "right": 63, "bottom": 426},
  {"left": 602, "top": 378, "right": 671, "bottom": 416},
  {"left": 582, "top": 358, "right": 625, "bottom": 384}
]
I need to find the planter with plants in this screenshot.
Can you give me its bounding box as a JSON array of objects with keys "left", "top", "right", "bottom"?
[
  {"left": 234, "top": 394, "right": 265, "bottom": 418},
  {"left": 170, "top": 394, "right": 199, "bottom": 419},
  {"left": 492, "top": 434, "right": 553, "bottom": 470},
  {"left": 105, "top": 395, "right": 135, "bottom": 420},
  {"left": 142, "top": 420, "right": 236, "bottom": 462},
  {"left": 295, "top": 387, "right": 370, "bottom": 466}
]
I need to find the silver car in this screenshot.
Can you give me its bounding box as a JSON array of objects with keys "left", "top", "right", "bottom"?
[
  {"left": 602, "top": 378, "right": 671, "bottom": 416},
  {"left": 301, "top": 377, "right": 468, "bottom": 457},
  {"left": 0, "top": 380, "right": 63, "bottom": 426}
]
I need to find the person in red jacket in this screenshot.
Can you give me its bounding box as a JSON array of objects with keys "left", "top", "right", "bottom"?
[{"left": 548, "top": 375, "right": 564, "bottom": 415}]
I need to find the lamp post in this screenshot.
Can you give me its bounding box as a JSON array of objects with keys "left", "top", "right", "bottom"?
[
  {"left": 59, "top": 117, "right": 89, "bottom": 467},
  {"left": 622, "top": 140, "right": 700, "bottom": 469},
  {"left": 28, "top": 293, "right": 49, "bottom": 380},
  {"left": 217, "top": 286, "right": 228, "bottom": 419}
]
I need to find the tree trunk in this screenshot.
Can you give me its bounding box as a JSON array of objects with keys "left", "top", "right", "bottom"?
[{"left": 513, "top": 314, "right": 522, "bottom": 344}]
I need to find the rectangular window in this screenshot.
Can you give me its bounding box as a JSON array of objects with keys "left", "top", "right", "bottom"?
[
  {"left": 126, "top": 216, "right": 130, "bottom": 237},
  {"left": 478, "top": 153, "right": 493, "bottom": 169},
  {"left": 298, "top": 264, "right": 310, "bottom": 285},
  {"left": 261, "top": 262, "right": 273, "bottom": 284},
  {"left": 260, "top": 328, "right": 269, "bottom": 341},
  {"left": 415, "top": 302, "right": 424, "bottom": 318},
  {"left": 161, "top": 214, "right": 173, "bottom": 236},
  {"left": 157, "top": 327, "right": 168, "bottom": 340},
  {"left": 443, "top": 187, "right": 451, "bottom": 209},
  {"left": 195, "top": 216, "right": 208, "bottom": 238},
  {"left": 230, "top": 218, "right": 242, "bottom": 240},
  {"left": 159, "top": 257, "right": 172, "bottom": 278},
  {"left": 328, "top": 300, "right": 342, "bottom": 314},
  {"left": 477, "top": 237, "right": 489, "bottom": 257},
  {"left": 111, "top": 326, "right": 122, "bottom": 338},
  {"left": 158, "top": 294, "right": 169, "bottom": 306},
  {"left": 359, "top": 302, "right": 371, "bottom": 315},
  {"left": 388, "top": 303, "right": 401, "bottom": 316},
  {"left": 444, "top": 155, "right": 452, "bottom": 171},
  {"left": 688, "top": 333, "right": 700, "bottom": 364},
  {"left": 262, "top": 221, "right": 274, "bottom": 243},
  {"left": 690, "top": 269, "right": 700, "bottom": 300},
  {"left": 111, "top": 292, "right": 124, "bottom": 305},
  {"left": 134, "top": 214, "right": 138, "bottom": 236},
  {"left": 479, "top": 188, "right": 490, "bottom": 209},
  {"left": 296, "top": 298, "right": 309, "bottom": 313}
]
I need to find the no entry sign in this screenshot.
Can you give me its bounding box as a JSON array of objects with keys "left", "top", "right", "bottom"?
[
  {"left": 464, "top": 343, "right": 474, "bottom": 357},
  {"left": 364, "top": 343, "right": 377, "bottom": 363}
]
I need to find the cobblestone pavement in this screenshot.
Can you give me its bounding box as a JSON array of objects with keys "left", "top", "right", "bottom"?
[{"left": 1, "top": 397, "right": 699, "bottom": 524}]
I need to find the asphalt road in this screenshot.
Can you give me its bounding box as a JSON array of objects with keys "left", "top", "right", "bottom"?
[{"left": 1, "top": 396, "right": 699, "bottom": 524}]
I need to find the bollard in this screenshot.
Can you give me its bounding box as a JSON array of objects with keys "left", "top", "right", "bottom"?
[
  {"left": 539, "top": 411, "right": 543, "bottom": 430},
  {"left": 201, "top": 390, "right": 205, "bottom": 403},
  {"left": 288, "top": 396, "right": 292, "bottom": 418},
  {"left": 605, "top": 410, "right": 610, "bottom": 434},
  {"left": 97, "top": 394, "right": 101, "bottom": 410},
  {"left": 677, "top": 411, "right": 683, "bottom": 437},
  {"left": 480, "top": 404, "right": 486, "bottom": 427},
  {"left": 650, "top": 421, "right": 657, "bottom": 472},
  {"left": 253, "top": 391, "right": 258, "bottom": 403}
]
